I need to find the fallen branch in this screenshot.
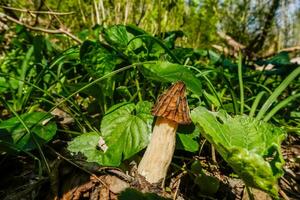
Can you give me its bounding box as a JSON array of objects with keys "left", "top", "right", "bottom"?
[
  {"left": 217, "top": 31, "right": 245, "bottom": 51},
  {"left": 211, "top": 44, "right": 232, "bottom": 56},
  {"left": 0, "top": 5, "right": 75, "bottom": 15},
  {"left": 261, "top": 46, "right": 300, "bottom": 58},
  {"left": 0, "top": 12, "right": 82, "bottom": 44}
]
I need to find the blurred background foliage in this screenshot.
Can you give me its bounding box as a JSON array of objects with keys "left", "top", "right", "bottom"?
[{"left": 1, "top": 0, "right": 300, "bottom": 54}]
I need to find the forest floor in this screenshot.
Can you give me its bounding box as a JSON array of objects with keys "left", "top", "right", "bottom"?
[{"left": 0, "top": 134, "right": 299, "bottom": 200}]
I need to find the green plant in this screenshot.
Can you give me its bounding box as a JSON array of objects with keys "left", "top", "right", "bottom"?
[{"left": 1, "top": 23, "right": 299, "bottom": 199}]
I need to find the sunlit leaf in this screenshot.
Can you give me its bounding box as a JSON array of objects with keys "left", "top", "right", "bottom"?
[
  {"left": 68, "top": 101, "right": 153, "bottom": 166},
  {"left": 103, "top": 25, "right": 129, "bottom": 48},
  {"left": 191, "top": 106, "right": 286, "bottom": 197},
  {"left": 140, "top": 61, "right": 202, "bottom": 96}
]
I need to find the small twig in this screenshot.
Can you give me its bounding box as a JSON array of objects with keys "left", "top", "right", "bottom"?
[
  {"left": 260, "top": 46, "right": 300, "bottom": 58},
  {"left": 211, "top": 144, "right": 217, "bottom": 164},
  {"left": 77, "top": 0, "right": 87, "bottom": 23},
  {"left": 93, "top": 0, "right": 100, "bottom": 25},
  {"left": 245, "top": 186, "right": 255, "bottom": 200},
  {"left": 43, "top": 2, "right": 64, "bottom": 28},
  {"left": 0, "top": 5, "right": 75, "bottom": 15},
  {"left": 172, "top": 172, "right": 185, "bottom": 200},
  {"left": 173, "top": 177, "right": 181, "bottom": 200},
  {"left": 1, "top": 12, "right": 82, "bottom": 44},
  {"left": 279, "top": 189, "right": 290, "bottom": 200},
  {"left": 198, "top": 139, "right": 207, "bottom": 156},
  {"left": 217, "top": 31, "right": 245, "bottom": 51},
  {"left": 98, "top": 167, "right": 134, "bottom": 182}
]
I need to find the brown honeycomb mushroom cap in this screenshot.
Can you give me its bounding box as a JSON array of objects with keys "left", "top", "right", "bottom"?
[{"left": 151, "top": 81, "right": 192, "bottom": 124}]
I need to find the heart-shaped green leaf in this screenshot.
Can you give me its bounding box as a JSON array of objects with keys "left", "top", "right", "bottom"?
[
  {"left": 68, "top": 101, "right": 153, "bottom": 166},
  {"left": 191, "top": 106, "right": 286, "bottom": 197}
]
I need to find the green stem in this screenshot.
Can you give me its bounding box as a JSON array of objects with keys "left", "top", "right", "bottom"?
[
  {"left": 135, "top": 71, "right": 143, "bottom": 102},
  {"left": 187, "top": 65, "right": 224, "bottom": 109},
  {"left": 238, "top": 52, "right": 244, "bottom": 114},
  {"left": 249, "top": 91, "right": 266, "bottom": 118}
]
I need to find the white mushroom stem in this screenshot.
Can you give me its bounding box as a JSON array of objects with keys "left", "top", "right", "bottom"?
[{"left": 137, "top": 117, "right": 178, "bottom": 184}]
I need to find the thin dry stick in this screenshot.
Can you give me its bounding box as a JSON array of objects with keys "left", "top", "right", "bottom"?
[
  {"left": 211, "top": 145, "right": 217, "bottom": 164},
  {"left": 172, "top": 172, "right": 185, "bottom": 200},
  {"left": 77, "top": 0, "right": 87, "bottom": 23},
  {"left": 211, "top": 106, "right": 217, "bottom": 164},
  {"left": 99, "top": 0, "right": 106, "bottom": 23},
  {"left": 173, "top": 178, "right": 181, "bottom": 200},
  {"left": 279, "top": 189, "right": 290, "bottom": 200},
  {"left": 43, "top": 3, "right": 64, "bottom": 30},
  {"left": 0, "top": 5, "right": 74, "bottom": 15},
  {"left": 124, "top": 0, "right": 130, "bottom": 24},
  {"left": 261, "top": 46, "right": 300, "bottom": 58},
  {"left": 217, "top": 31, "right": 246, "bottom": 51},
  {"left": 1, "top": 12, "right": 82, "bottom": 44},
  {"left": 93, "top": 0, "right": 100, "bottom": 24}
]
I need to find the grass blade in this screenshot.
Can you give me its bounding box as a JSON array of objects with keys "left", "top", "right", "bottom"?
[
  {"left": 249, "top": 91, "right": 266, "bottom": 117},
  {"left": 263, "top": 93, "right": 300, "bottom": 122},
  {"left": 0, "top": 97, "right": 51, "bottom": 174},
  {"left": 256, "top": 66, "right": 300, "bottom": 121}
]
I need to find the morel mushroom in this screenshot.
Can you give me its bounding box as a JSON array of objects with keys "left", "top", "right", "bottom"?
[{"left": 137, "top": 81, "right": 191, "bottom": 184}]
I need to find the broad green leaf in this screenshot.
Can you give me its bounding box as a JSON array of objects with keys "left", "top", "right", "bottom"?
[
  {"left": 0, "top": 112, "right": 57, "bottom": 152},
  {"left": 101, "top": 101, "right": 153, "bottom": 160},
  {"left": 256, "top": 51, "right": 290, "bottom": 66},
  {"left": 68, "top": 101, "right": 153, "bottom": 166},
  {"left": 191, "top": 106, "right": 286, "bottom": 197},
  {"left": 176, "top": 126, "right": 200, "bottom": 152},
  {"left": 80, "top": 40, "right": 120, "bottom": 78},
  {"left": 255, "top": 52, "right": 299, "bottom": 75},
  {"left": 68, "top": 132, "right": 106, "bottom": 162},
  {"left": 126, "top": 25, "right": 147, "bottom": 36},
  {"left": 80, "top": 40, "right": 122, "bottom": 96},
  {"left": 194, "top": 174, "right": 220, "bottom": 195},
  {"left": 103, "top": 25, "right": 128, "bottom": 48},
  {"left": 103, "top": 25, "right": 144, "bottom": 52},
  {"left": 140, "top": 61, "right": 202, "bottom": 96}
]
